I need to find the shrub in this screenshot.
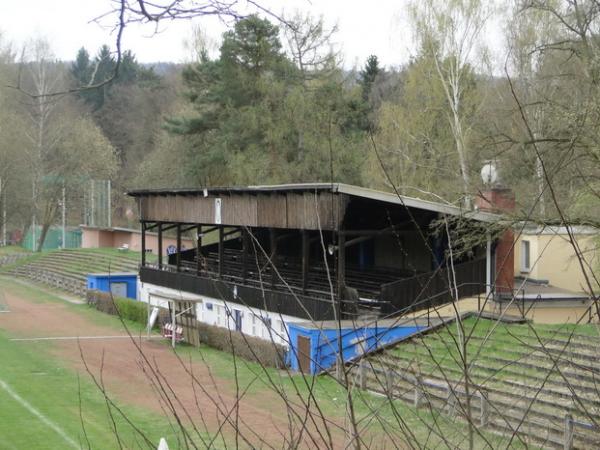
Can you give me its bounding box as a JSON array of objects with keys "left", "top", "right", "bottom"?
[
  {"left": 114, "top": 297, "right": 148, "bottom": 325},
  {"left": 87, "top": 289, "right": 151, "bottom": 327},
  {"left": 197, "top": 321, "right": 287, "bottom": 369}
]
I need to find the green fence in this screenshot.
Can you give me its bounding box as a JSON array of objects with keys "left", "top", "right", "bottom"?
[{"left": 21, "top": 226, "right": 82, "bottom": 251}]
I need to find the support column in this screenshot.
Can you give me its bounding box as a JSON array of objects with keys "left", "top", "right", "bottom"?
[
  {"left": 171, "top": 301, "right": 176, "bottom": 349},
  {"left": 242, "top": 228, "right": 248, "bottom": 283},
  {"left": 337, "top": 231, "right": 346, "bottom": 298},
  {"left": 270, "top": 228, "right": 277, "bottom": 289},
  {"left": 141, "top": 222, "right": 146, "bottom": 267},
  {"left": 196, "top": 225, "right": 202, "bottom": 276},
  {"left": 176, "top": 223, "right": 181, "bottom": 272},
  {"left": 302, "top": 229, "right": 309, "bottom": 294},
  {"left": 157, "top": 223, "right": 163, "bottom": 269},
  {"left": 218, "top": 226, "right": 224, "bottom": 279}
]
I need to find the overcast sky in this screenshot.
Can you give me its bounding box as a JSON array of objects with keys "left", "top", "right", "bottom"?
[{"left": 2, "top": 0, "right": 416, "bottom": 68}]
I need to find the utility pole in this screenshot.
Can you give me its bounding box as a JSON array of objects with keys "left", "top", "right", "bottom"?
[
  {"left": 90, "top": 179, "right": 95, "bottom": 227},
  {"left": 32, "top": 179, "right": 36, "bottom": 251},
  {"left": 2, "top": 180, "right": 6, "bottom": 247},
  {"left": 0, "top": 177, "right": 3, "bottom": 246},
  {"left": 107, "top": 179, "right": 111, "bottom": 228}
]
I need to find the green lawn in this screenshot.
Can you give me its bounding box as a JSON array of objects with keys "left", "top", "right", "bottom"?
[
  {"left": 0, "top": 278, "right": 519, "bottom": 449},
  {"left": 0, "top": 329, "right": 214, "bottom": 450},
  {"left": 0, "top": 245, "right": 31, "bottom": 256},
  {"left": 173, "top": 338, "right": 522, "bottom": 448},
  {"left": 0, "top": 280, "right": 215, "bottom": 450}
]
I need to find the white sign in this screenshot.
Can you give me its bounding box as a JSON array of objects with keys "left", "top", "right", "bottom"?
[{"left": 214, "top": 198, "right": 222, "bottom": 224}]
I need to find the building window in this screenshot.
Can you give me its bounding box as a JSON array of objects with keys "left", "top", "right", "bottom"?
[
  {"left": 251, "top": 314, "right": 256, "bottom": 336},
  {"left": 216, "top": 305, "right": 222, "bottom": 326},
  {"left": 205, "top": 302, "right": 213, "bottom": 311},
  {"left": 521, "top": 240, "right": 531, "bottom": 272},
  {"left": 279, "top": 320, "right": 286, "bottom": 339}
]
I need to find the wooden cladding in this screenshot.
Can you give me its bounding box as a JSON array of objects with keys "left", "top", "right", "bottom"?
[{"left": 139, "top": 191, "right": 347, "bottom": 230}]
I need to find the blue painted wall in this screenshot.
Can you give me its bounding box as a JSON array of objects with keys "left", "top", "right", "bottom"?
[
  {"left": 86, "top": 273, "right": 138, "bottom": 300},
  {"left": 287, "top": 323, "right": 424, "bottom": 374}
]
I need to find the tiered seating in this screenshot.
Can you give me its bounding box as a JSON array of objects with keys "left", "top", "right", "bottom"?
[
  {"left": 174, "top": 247, "right": 416, "bottom": 301},
  {"left": 351, "top": 319, "right": 600, "bottom": 448},
  {"left": 7, "top": 248, "right": 145, "bottom": 297}
]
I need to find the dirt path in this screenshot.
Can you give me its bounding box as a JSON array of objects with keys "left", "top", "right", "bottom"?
[{"left": 0, "top": 281, "right": 344, "bottom": 448}]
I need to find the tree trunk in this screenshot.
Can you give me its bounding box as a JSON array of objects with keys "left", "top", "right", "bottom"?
[{"left": 37, "top": 222, "right": 50, "bottom": 252}]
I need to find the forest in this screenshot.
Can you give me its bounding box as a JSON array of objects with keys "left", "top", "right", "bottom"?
[{"left": 0, "top": 0, "right": 599, "bottom": 250}]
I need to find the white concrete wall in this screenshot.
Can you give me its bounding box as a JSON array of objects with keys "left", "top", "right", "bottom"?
[{"left": 139, "top": 281, "right": 304, "bottom": 347}]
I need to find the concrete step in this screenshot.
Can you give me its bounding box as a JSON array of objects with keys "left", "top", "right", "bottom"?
[{"left": 350, "top": 361, "right": 600, "bottom": 449}]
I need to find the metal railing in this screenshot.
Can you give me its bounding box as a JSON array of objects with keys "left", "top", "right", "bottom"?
[{"left": 380, "top": 258, "right": 487, "bottom": 315}]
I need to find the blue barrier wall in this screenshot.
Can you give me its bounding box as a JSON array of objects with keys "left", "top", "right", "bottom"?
[
  {"left": 287, "top": 322, "right": 424, "bottom": 374},
  {"left": 86, "top": 273, "right": 138, "bottom": 300}
]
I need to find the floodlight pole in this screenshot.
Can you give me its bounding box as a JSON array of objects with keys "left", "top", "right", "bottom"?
[{"left": 61, "top": 185, "right": 66, "bottom": 248}]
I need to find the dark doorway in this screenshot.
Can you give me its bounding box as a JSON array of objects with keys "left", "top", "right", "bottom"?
[{"left": 233, "top": 309, "right": 242, "bottom": 332}]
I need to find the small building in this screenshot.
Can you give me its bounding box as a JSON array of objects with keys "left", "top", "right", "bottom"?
[
  {"left": 86, "top": 272, "right": 138, "bottom": 300},
  {"left": 128, "top": 183, "right": 505, "bottom": 368},
  {"left": 288, "top": 318, "right": 431, "bottom": 374},
  {"left": 81, "top": 225, "right": 195, "bottom": 256},
  {"left": 514, "top": 225, "right": 598, "bottom": 293}
]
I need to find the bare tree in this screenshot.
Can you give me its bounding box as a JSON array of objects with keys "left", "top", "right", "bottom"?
[{"left": 410, "top": 0, "right": 494, "bottom": 209}]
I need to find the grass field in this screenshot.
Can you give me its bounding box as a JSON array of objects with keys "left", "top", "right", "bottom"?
[
  {"left": 0, "top": 280, "right": 214, "bottom": 450},
  {"left": 0, "top": 278, "right": 520, "bottom": 449},
  {"left": 0, "top": 245, "right": 31, "bottom": 256},
  {"left": 0, "top": 330, "right": 194, "bottom": 449}
]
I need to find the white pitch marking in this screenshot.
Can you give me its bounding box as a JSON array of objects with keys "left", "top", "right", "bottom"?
[
  {"left": 0, "top": 378, "right": 79, "bottom": 449},
  {"left": 10, "top": 335, "right": 162, "bottom": 342}
]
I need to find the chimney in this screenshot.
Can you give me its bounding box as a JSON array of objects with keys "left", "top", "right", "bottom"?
[{"left": 476, "top": 163, "right": 515, "bottom": 296}]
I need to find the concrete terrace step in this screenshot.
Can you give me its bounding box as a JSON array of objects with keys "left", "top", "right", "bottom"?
[
  {"left": 398, "top": 338, "right": 600, "bottom": 401},
  {"left": 29, "top": 252, "right": 139, "bottom": 268},
  {"left": 12, "top": 265, "right": 87, "bottom": 282},
  {"left": 14, "top": 266, "right": 86, "bottom": 284},
  {"left": 370, "top": 352, "right": 600, "bottom": 439},
  {"left": 464, "top": 334, "right": 600, "bottom": 373},
  {"left": 12, "top": 269, "right": 87, "bottom": 297},
  {"left": 20, "top": 254, "right": 139, "bottom": 275},
  {"left": 386, "top": 345, "right": 600, "bottom": 412},
  {"left": 351, "top": 366, "right": 573, "bottom": 449},
  {"left": 366, "top": 353, "right": 600, "bottom": 422},
  {"left": 351, "top": 360, "right": 600, "bottom": 449}
]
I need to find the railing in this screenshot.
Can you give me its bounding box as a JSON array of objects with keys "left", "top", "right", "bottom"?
[
  {"left": 380, "top": 258, "right": 486, "bottom": 315},
  {"left": 139, "top": 266, "right": 338, "bottom": 321},
  {"left": 352, "top": 361, "right": 490, "bottom": 426},
  {"left": 564, "top": 414, "right": 599, "bottom": 449},
  {"left": 0, "top": 253, "right": 30, "bottom": 266}
]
